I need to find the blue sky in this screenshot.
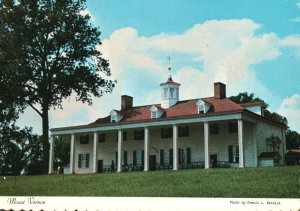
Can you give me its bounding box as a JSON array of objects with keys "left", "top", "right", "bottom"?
[{"left": 17, "top": 0, "right": 300, "bottom": 133}]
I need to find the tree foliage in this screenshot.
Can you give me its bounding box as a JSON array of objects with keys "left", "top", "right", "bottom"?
[
  {"left": 229, "top": 92, "right": 288, "bottom": 126},
  {"left": 0, "top": 125, "right": 42, "bottom": 175},
  {"left": 0, "top": 0, "right": 115, "bottom": 173},
  {"left": 229, "top": 92, "right": 268, "bottom": 109},
  {"left": 54, "top": 136, "right": 70, "bottom": 171},
  {"left": 286, "top": 129, "right": 300, "bottom": 150}
]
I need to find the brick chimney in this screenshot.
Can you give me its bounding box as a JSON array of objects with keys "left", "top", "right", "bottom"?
[
  {"left": 214, "top": 82, "right": 226, "bottom": 99},
  {"left": 121, "top": 95, "right": 133, "bottom": 110}
]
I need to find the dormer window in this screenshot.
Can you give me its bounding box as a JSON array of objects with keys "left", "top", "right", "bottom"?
[
  {"left": 198, "top": 104, "right": 204, "bottom": 114},
  {"left": 196, "top": 99, "right": 211, "bottom": 114},
  {"left": 109, "top": 110, "right": 123, "bottom": 122},
  {"left": 150, "top": 105, "right": 163, "bottom": 119},
  {"left": 151, "top": 111, "right": 157, "bottom": 118}
]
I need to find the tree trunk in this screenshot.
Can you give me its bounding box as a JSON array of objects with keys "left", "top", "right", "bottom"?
[{"left": 42, "top": 107, "right": 50, "bottom": 174}]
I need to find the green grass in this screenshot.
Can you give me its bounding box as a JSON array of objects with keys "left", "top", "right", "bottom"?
[{"left": 0, "top": 166, "right": 299, "bottom": 197}]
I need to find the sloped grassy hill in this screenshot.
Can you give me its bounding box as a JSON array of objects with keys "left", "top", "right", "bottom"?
[{"left": 0, "top": 166, "right": 298, "bottom": 197}]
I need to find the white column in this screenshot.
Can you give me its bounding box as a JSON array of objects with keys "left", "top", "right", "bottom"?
[
  {"left": 173, "top": 124, "right": 178, "bottom": 170},
  {"left": 48, "top": 136, "right": 54, "bottom": 174},
  {"left": 204, "top": 122, "right": 210, "bottom": 169},
  {"left": 117, "top": 129, "right": 123, "bottom": 172},
  {"left": 144, "top": 127, "right": 149, "bottom": 172},
  {"left": 93, "top": 132, "right": 98, "bottom": 173},
  {"left": 238, "top": 119, "right": 244, "bottom": 168},
  {"left": 70, "top": 133, "right": 75, "bottom": 174}
]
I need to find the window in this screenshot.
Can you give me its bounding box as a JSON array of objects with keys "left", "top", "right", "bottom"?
[
  {"left": 179, "top": 126, "right": 189, "bottom": 137},
  {"left": 170, "top": 88, "right": 174, "bottom": 98},
  {"left": 160, "top": 149, "right": 173, "bottom": 165},
  {"left": 176, "top": 88, "right": 179, "bottom": 98},
  {"left": 98, "top": 133, "right": 105, "bottom": 143},
  {"left": 228, "top": 145, "right": 239, "bottom": 163},
  {"left": 78, "top": 153, "right": 89, "bottom": 168},
  {"left": 164, "top": 149, "right": 170, "bottom": 164},
  {"left": 198, "top": 104, "right": 204, "bottom": 114},
  {"left": 210, "top": 124, "right": 219, "bottom": 135},
  {"left": 161, "top": 127, "right": 172, "bottom": 138},
  {"left": 178, "top": 148, "right": 191, "bottom": 164},
  {"left": 115, "top": 131, "right": 128, "bottom": 141},
  {"left": 151, "top": 111, "right": 157, "bottom": 119},
  {"left": 134, "top": 130, "right": 144, "bottom": 140},
  {"left": 228, "top": 122, "right": 238, "bottom": 133},
  {"left": 133, "top": 150, "right": 144, "bottom": 166},
  {"left": 163, "top": 88, "right": 168, "bottom": 98},
  {"left": 111, "top": 114, "right": 116, "bottom": 122},
  {"left": 80, "top": 135, "right": 89, "bottom": 144}
]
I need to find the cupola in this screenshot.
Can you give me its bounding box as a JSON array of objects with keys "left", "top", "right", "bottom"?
[{"left": 160, "top": 57, "right": 180, "bottom": 109}]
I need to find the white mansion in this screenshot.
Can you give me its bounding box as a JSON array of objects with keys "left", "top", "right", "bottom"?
[{"left": 49, "top": 73, "right": 286, "bottom": 174}]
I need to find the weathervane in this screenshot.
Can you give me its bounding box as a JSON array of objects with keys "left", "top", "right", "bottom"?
[{"left": 167, "top": 56, "right": 172, "bottom": 78}]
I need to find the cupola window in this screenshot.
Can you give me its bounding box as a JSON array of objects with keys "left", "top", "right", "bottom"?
[{"left": 170, "top": 88, "right": 174, "bottom": 98}]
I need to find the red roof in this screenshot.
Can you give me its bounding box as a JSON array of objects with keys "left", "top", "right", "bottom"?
[
  {"left": 160, "top": 77, "right": 180, "bottom": 86},
  {"left": 89, "top": 97, "right": 244, "bottom": 126},
  {"left": 240, "top": 102, "right": 264, "bottom": 107}
]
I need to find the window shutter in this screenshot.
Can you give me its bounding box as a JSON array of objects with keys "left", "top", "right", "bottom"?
[
  {"left": 124, "top": 151, "right": 128, "bottom": 165},
  {"left": 187, "top": 148, "right": 191, "bottom": 164},
  {"left": 169, "top": 149, "right": 173, "bottom": 165},
  {"left": 123, "top": 131, "right": 127, "bottom": 141},
  {"left": 178, "top": 148, "right": 182, "bottom": 164},
  {"left": 228, "top": 145, "right": 233, "bottom": 162},
  {"left": 169, "top": 127, "right": 173, "bottom": 138},
  {"left": 160, "top": 129, "right": 163, "bottom": 138},
  {"left": 160, "top": 149, "right": 164, "bottom": 165},
  {"left": 133, "top": 150, "right": 137, "bottom": 166},
  {"left": 86, "top": 154, "right": 89, "bottom": 168},
  {"left": 142, "top": 150, "right": 145, "bottom": 166},
  {"left": 78, "top": 154, "right": 82, "bottom": 168},
  {"left": 115, "top": 152, "right": 118, "bottom": 166}
]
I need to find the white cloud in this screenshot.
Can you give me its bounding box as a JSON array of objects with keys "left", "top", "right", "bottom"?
[
  {"left": 297, "top": 2, "right": 300, "bottom": 9},
  {"left": 291, "top": 17, "right": 300, "bottom": 22},
  {"left": 277, "top": 94, "right": 300, "bottom": 132},
  {"left": 280, "top": 35, "right": 300, "bottom": 47},
  {"left": 17, "top": 19, "right": 300, "bottom": 134}
]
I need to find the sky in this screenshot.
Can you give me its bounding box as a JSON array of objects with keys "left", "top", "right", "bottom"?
[{"left": 17, "top": 0, "right": 300, "bottom": 133}]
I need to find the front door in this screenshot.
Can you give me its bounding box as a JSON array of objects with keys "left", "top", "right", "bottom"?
[
  {"left": 98, "top": 160, "right": 103, "bottom": 173},
  {"left": 210, "top": 154, "right": 217, "bottom": 168},
  {"left": 149, "top": 155, "right": 156, "bottom": 171}
]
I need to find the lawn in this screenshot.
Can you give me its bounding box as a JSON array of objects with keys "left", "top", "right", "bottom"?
[{"left": 0, "top": 166, "right": 299, "bottom": 197}]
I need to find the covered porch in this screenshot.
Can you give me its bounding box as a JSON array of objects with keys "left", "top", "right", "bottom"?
[{"left": 49, "top": 112, "right": 257, "bottom": 174}]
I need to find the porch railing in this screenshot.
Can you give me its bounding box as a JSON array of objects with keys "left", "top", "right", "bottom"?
[{"left": 99, "top": 161, "right": 231, "bottom": 173}]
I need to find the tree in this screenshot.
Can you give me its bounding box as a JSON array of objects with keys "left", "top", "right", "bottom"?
[
  {"left": 0, "top": 125, "right": 40, "bottom": 175},
  {"left": 286, "top": 129, "right": 300, "bottom": 150},
  {"left": 0, "top": 0, "right": 115, "bottom": 173},
  {"left": 229, "top": 92, "right": 288, "bottom": 126},
  {"left": 54, "top": 136, "right": 70, "bottom": 171},
  {"left": 229, "top": 92, "right": 268, "bottom": 110}
]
